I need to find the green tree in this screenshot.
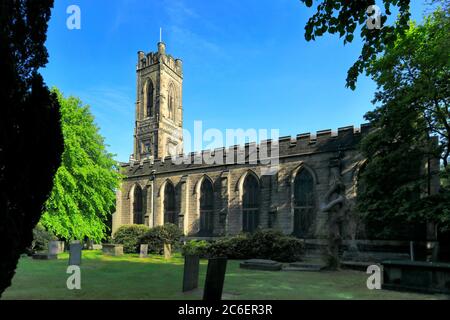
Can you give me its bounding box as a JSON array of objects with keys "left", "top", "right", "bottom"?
[
  {"left": 299, "top": 0, "right": 447, "bottom": 89},
  {"left": 40, "top": 89, "right": 122, "bottom": 242},
  {"left": 0, "top": 1, "right": 63, "bottom": 296},
  {"left": 357, "top": 7, "right": 450, "bottom": 238}
]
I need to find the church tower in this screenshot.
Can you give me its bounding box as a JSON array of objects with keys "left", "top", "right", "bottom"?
[{"left": 133, "top": 42, "right": 183, "bottom": 161}]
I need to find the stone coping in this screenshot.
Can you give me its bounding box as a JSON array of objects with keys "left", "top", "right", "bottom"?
[{"left": 382, "top": 260, "right": 450, "bottom": 269}]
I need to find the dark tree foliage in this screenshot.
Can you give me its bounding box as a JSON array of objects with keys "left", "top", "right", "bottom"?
[
  {"left": 357, "top": 7, "right": 450, "bottom": 239},
  {"left": 299, "top": 0, "right": 412, "bottom": 89},
  {"left": 0, "top": 0, "right": 63, "bottom": 296}
]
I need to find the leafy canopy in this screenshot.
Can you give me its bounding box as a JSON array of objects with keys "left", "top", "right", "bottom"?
[
  {"left": 0, "top": 0, "right": 63, "bottom": 296},
  {"left": 299, "top": 0, "right": 413, "bottom": 89},
  {"left": 41, "top": 89, "right": 122, "bottom": 242},
  {"left": 357, "top": 7, "right": 450, "bottom": 237}
]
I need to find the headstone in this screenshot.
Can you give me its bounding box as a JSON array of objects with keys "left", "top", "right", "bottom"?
[
  {"left": 102, "top": 244, "right": 124, "bottom": 256},
  {"left": 203, "top": 257, "right": 227, "bottom": 301},
  {"left": 85, "top": 239, "right": 94, "bottom": 250},
  {"left": 139, "top": 244, "right": 148, "bottom": 258},
  {"left": 48, "top": 241, "right": 60, "bottom": 255},
  {"left": 69, "top": 241, "right": 82, "bottom": 266},
  {"left": 164, "top": 243, "right": 172, "bottom": 259},
  {"left": 426, "top": 241, "right": 439, "bottom": 262},
  {"left": 182, "top": 255, "right": 200, "bottom": 292}
]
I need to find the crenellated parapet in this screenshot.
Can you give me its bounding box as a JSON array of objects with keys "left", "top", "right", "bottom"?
[
  {"left": 136, "top": 42, "right": 183, "bottom": 76},
  {"left": 123, "top": 123, "right": 372, "bottom": 175}
]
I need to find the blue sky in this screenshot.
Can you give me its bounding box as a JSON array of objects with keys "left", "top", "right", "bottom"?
[{"left": 41, "top": 0, "right": 431, "bottom": 162}]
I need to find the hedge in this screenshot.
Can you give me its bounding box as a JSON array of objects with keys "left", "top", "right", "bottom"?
[{"left": 182, "top": 229, "right": 304, "bottom": 262}]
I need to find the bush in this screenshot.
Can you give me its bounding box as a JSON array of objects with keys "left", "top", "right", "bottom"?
[
  {"left": 181, "top": 240, "right": 210, "bottom": 257},
  {"left": 139, "top": 223, "right": 183, "bottom": 254},
  {"left": 208, "top": 234, "right": 253, "bottom": 259},
  {"left": 208, "top": 229, "right": 304, "bottom": 262},
  {"left": 113, "top": 224, "right": 149, "bottom": 253},
  {"left": 29, "top": 223, "right": 57, "bottom": 254},
  {"left": 268, "top": 235, "right": 304, "bottom": 262},
  {"left": 250, "top": 229, "right": 285, "bottom": 258}
]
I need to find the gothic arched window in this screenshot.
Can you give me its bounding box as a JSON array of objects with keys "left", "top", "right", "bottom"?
[
  {"left": 199, "top": 178, "right": 214, "bottom": 236},
  {"left": 293, "top": 169, "right": 315, "bottom": 237},
  {"left": 133, "top": 185, "right": 144, "bottom": 225},
  {"left": 168, "top": 84, "right": 175, "bottom": 121},
  {"left": 242, "top": 173, "right": 260, "bottom": 233},
  {"left": 164, "top": 181, "right": 177, "bottom": 225},
  {"left": 146, "top": 80, "right": 154, "bottom": 117}
]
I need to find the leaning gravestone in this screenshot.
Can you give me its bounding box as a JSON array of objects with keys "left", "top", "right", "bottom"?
[
  {"left": 139, "top": 244, "right": 148, "bottom": 258},
  {"left": 182, "top": 255, "right": 200, "bottom": 292},
  {"left": 69, "top": 241, "right": 82, "bottom": 266},
  {"left": 203, "top": 257, "right": 228, "bottom": 301},
  {"left": 164, "top": 243, "right": 172, "bottom": 259}
]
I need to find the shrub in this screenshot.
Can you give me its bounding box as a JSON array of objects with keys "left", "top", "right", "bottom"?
[
  {"left": 208, "top": 229, "right": 304, "bottom": 262},
  {"left": 209, "top": 234, "right": 253, "bottom": 259},
  {"left": 268, "top": 235, "right": 304, "bottom": 262},
  {"left": 181, "top": 240, "right": 210, "bottom": 257},
  {"left": 250, "top": 229, "right": 285, "bottom": 258},
  {"left": 139, "top": 223, "right": 183, "bottom": 254},
  {"left": 29, "top": 223, "right": 57, "bottom": 254},
  {"left": 113, "top": 224, "right": 149, "bottom": 253},
  {"left": 139, "top": 229, "right": 164, "bottom": 254}
]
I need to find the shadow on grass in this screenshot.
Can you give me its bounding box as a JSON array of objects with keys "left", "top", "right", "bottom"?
[
  {"left": 3, "top": 250, "right": 206, "bottom": 300},
  {"left": 2, "top": 250, "right": 448, "bottom": 300}
]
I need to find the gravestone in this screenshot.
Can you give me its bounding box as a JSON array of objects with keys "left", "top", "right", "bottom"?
[
  {"left": 48, "top": 241, "right": 63, "bottom": 255},
  {"left": 182, "top": 255, "right": 200, "bottom": 292},
  {"left": 102, "top": 244, "right": 124, "bottom": 256},
  {"left": 69, "top": 241, "right": 82, "bottom": 266},
  {"left": 139, "top": 244, "right": 148, "bottom": 258},
  {"left": 85, "top": 239, "right": 94, "bottom": 250},
  {"left": 203, "top": 257, "right": 227, "bottom": 301},
  {"left": 164, "top": 243, "right": 172, "bottom": 259}
]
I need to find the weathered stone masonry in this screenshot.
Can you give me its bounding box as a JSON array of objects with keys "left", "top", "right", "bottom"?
[{"left": 113, "top": 42, "right": 439, "bottom": 242}]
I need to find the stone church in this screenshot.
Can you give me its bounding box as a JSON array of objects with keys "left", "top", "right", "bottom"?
[{"left": 112, "top": 41, "right": 371, "bottom": 240}]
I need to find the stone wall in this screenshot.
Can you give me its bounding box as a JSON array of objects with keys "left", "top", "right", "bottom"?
[{"left": 113, "top": 125, "right": 369, "bottom": 238}]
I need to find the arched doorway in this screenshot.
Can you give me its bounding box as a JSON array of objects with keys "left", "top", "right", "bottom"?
[
  {"left": 242, "top": 173, "right": 260, "bottom": 233},
  {"left": 293, "top": 169, "right": 315, "bottom": 237}
]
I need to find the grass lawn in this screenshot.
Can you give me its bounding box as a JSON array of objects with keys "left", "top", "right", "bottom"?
[{"left": 2, "top": 250, "right": 448, "bottom": 300}]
